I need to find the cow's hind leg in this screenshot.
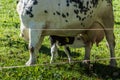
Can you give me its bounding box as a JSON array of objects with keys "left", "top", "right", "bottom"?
[
  {"left": 105, "top": 30, "right": 117, "bottom": 67},
  {"left": 100, "top": 5, "right": 117, "bottom": 66},
  {"left": 26, "top": 29, "right": 44, "bottom": 66},
  {"left": 102, "top": 11, "right": 117, "bottom": 67}
]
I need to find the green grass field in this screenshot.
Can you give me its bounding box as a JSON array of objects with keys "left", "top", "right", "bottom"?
[{"left": 0, "top": 0, "right": 120, "bottom": 80}]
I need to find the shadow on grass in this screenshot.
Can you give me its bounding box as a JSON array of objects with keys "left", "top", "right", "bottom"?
[
  {"left": 39, "top": 45, "right": 51, "bottom": 56},
  {"left": 70, "top": 62, "right": 120, "bottom": 80},
  {"left": 55, "top": 62, "right": 120, "bottom": 79},
  {"left": 90, "top": 63, "right": 120, "bottom": 79},
  {"left": 39, "top": 45, "right": 81, "bottom": 58},
  {"left": 39, "top": 45, "right": 120, "bottom": 79},
  {"left": 115, "top": 21, "right": 120, "bottom": 25}
]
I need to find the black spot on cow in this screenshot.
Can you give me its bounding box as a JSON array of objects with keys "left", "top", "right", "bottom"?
[
  {"left": 90, "top": 10, "right": 93, "bottom": 14},
  {"left": 66, "top": 12, "right": 69, "bottom": 16},
  {"left": 53, "top": 13, "right": 56, "bottom": 15},
  {"left": 70, "top": 0, "right": 90, "bottom": 14},
  {"left": 29, "top": 7, "right": 33, "bottom": 12},
  {"left": 33, "top": 0, "right": 38, "bottom": 5},
  {"left": 70, "top": 0, "right": 81, "bottom": 3},
  {"left": 26, "top": 10, "right": 34, "bottom": 18},
  {"left": 44, "top": 10, "right": 48, "bottom": 13},
  {"left": 62, "top": 13, "right": 66, "bottom": 18},
  {"left": 24, "top": 0, "right": 39, "bottom": 18},
  {"left": 67, "top": 3, "right": 70, "bottom": 7},
  {"left": 58, "top": 3, "right": 60, "bottom": 6},
  {"left": 65, "top": 20, "right": 68, "bottom": 22},
  {"left": 81, "top": 23, "right": 83, "bottom": 26},
  {"left": 74, "top": 9, "right": 79, "bottom": 15},
  {"left": 73, "top": 4, "right": 77, "bottom": 8},
  {"left": 91, "top": 0, "right": 99, "bottom": 7},
  {"left": 66, "top": 0, "right": 70, "bottom": 6},
  {"left": 82, "top": 17, "right": 86, "bottom": 21},
  {"left": 90, "top": 6, "right": 92, "bottom": 8},
  {"left": 86, "top": 1, "right": 89, "bottom": 7},
  {"left": 79, "top": 16, "right": 82, "bottom": 21},
  {"left": 30, "top": 14, "right": 34, "bottom": 17},
  {"left": 76, "top": 15, "right": 79, "bottom": 18},
  {"left": 81, "top": 23, "right": 85, "bottom": 27},
  {"left": 56, "top": 11, "right": 61, "bottom": 15},
  {"left": 76, "top": 15, "right": 81, "bottom": 21},
  {"left": 68, "top": 0, "right": 99, "bottom": 16}
]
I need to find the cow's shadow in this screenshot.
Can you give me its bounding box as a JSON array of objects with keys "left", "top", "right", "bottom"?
[
  {"left": 83, "top": 63, "right": 120, "bottom": 79},
  {"left": 39, "top": 45, "right": 120, "bottom": 79}
]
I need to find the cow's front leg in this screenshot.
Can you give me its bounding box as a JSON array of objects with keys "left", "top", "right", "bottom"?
[
  {"left": 83, "top": 42, "right": 92, "bottom": 64},
  {"left": 26, "top": 29, "right": 44, "bottom": 66}
]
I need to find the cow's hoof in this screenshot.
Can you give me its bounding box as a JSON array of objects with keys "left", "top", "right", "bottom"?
[
  {"left": 110, "top": 60, "right": 117, "bottom": 67},
  {"left": 50, "top": 61, "right": 53, "bottom": 64},
  {"left": 68, "top": 61, "right": 71, "bottom": 64},
  {"left": 82, "top": 60, "right": 93, "bottom": 70},
  {"left": 26, "top": 60, "right": 35, "bottom": 66},
  {"left": 81, "top": 60, "right": 91, "bottom": 68},
  {"left": 82, "top": 60, "right": 90, "bottom": 65},
  {"left": 68, "top": 58, "right": 72, "bottom": 64}
]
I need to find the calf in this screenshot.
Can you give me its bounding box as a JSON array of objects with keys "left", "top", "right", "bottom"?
[
  {"left": 50, "top": 23, "right": 105, "bottom": 64},
  {"left": 50, "top": 35, "right": 85, "bottom": 64},
  {"left": 17, "top": 0, "right": 116, "bottom": 66}
]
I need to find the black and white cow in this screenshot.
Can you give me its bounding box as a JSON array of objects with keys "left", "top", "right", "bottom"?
[
  {"left": 17, "top": 0, "right": 117, "bottom": 66},
  {"left": 50, "top": 23, "right": 105, "bottom": 64}
]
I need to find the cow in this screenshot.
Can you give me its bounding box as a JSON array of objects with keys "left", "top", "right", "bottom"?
[
  {"left": 50, "top": 23, "right": 105, "bottom": 64},
  {"left": 17, "top": 0, "right": 117, "bottom": 67}
]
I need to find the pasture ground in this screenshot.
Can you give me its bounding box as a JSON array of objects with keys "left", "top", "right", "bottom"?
[{"left": 0, "top": 0, "right": 120, "bottom": 80}]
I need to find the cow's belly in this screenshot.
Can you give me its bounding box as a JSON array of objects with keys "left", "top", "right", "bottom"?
[
  {"left": 42, "top": 18, "right": 95, "bottom": 36},
  {"left": 42, "top": 30, "right": 81, "bottom": 36}
]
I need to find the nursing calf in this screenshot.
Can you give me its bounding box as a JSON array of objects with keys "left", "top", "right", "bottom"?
[
  {"left": 17, "top": 0, "right": 117, "bottom": 66},
  {"left": 50, "top": 23, "right": 105, "bottom": 64}
]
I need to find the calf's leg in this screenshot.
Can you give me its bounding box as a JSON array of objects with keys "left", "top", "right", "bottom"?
[
  {"left": 64, "top": 46, "right": 71, "bottom": 63},
  {"left": 50, "top": 43, "right": 58, "bottom": 64}
]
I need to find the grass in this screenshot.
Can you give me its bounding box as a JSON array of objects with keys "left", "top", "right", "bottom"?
[{"left": 0, "top": 0, "right": 120, "bottom": 80}]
